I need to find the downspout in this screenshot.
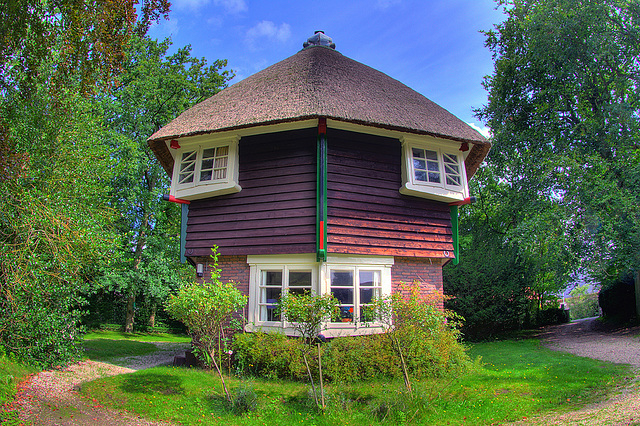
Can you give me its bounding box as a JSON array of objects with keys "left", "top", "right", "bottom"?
[
  {"left": 448, "top": 197, "right": 476, "bottom": 265},
  {"left": 316, "top": 118, "right": 328, "bottom": 262},
  {"left": 163, "top": 194, "right": 191, "bottom": 264}
]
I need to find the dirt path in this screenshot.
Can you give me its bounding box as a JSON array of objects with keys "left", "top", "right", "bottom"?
[
  {"left": 7, "top": 342, "right": 187, "bottom": 426},
  {"left": 509, "top": 317, "right": 640, "bottom": 426}
]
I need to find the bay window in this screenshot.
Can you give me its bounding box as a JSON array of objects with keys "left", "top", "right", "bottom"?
[
  {"left": 400, "top": 136, "right": 469, "bottom": 202},
  {"left": 170, "top": 136, "right": 240, "bottom": 201}
]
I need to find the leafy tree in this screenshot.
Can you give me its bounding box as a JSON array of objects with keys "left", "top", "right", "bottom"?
[
  {"left": 0, "top": 1, "right": 170, "bottom": 366},
  {"left": 0, "top": 0, "right": 169, "bottom": 95},
  {"left": 277, "top": 292, "right": 338, "bottom": 407},
  {"left": 165, "top": 252, "right": 247, "bottom": 403},
  {"left": 371, "top": 283, "right": 466, "bottom": 393},
  {"left": 477, "top": 0, "right": 640, "bottom": 283},
  {"left": 0, "top": 83, "right": 115, "bottom": 367},
  {"left": 97, "top": 35, "right": 232, "bottom": 332}
]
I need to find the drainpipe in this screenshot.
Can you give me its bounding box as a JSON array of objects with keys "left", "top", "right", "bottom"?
[
  {"left": 163, "top": 194, "right": 191, "bottom": 264},
  {"left": 448, "top": 197, "right": 476, "bottom": 265},
  {"left": 316, "top": 118, "right": 328, "bottom": 262}
]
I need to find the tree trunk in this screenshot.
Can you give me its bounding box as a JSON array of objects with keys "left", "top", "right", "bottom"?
[
  {"left": 125, "top": 293, "right": 135, "bottom": 333},
  {"left": 148, "top": 300, "right": 157, "bottom": 329}
]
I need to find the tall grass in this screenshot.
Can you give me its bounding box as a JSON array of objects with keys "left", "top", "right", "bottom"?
[
  {"left": 0, "top": 352, "right": 38, "bottom": 424},
  {"left": 81, "top": 339, "right": 631, "bottom": 425}
]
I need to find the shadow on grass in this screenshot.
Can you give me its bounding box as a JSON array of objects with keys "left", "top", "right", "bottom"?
[{"left": 120, "top": 373, "right": 185, "bottom": 396}]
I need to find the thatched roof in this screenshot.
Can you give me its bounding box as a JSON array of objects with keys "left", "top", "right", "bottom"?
[{"left": 149, "top": 42, "right": 490, "bottom": 178}]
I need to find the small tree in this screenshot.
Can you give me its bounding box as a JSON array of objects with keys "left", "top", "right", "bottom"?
[
  {"left": 165, "top": 253, "right": 246, "bottom": 403},
  {"left": 371, "top": 282, "right": 464, "bottom": 394},
  {"left": 277, "top": 292, "right": 338, "bottom": 408}
]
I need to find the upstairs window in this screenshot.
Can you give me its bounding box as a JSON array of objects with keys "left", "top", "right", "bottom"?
[
  {"left": 401, "top": 137, "right": 469, "bottom": 202},
  {"left": 170, "top": 137, "right": 240, "bottom": 201}
]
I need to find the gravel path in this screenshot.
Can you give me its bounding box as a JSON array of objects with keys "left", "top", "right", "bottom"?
[
  {"left": 8, "top": 342, "right": 188, "bottom": 426},
  {"left": 509, "top": 317, "right": 640, "bottom": 426}
]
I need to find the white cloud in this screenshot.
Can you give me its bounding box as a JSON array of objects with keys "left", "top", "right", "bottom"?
[
  {"left": 172, "top": 0, "right": 210, "bottom": 11},
  {"left": 467, "top": 122, "right": 492, "bottom": 139},
  {"left": 213, "top": 0, "right": 248, "bottom": 14},
  {"left": 246, "top": 21, "right": 292, "bottom": 49}
]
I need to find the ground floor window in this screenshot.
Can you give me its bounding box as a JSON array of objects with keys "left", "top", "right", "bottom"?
[{"left": 246, "top": 254, "right": 393, "bottom": 336}]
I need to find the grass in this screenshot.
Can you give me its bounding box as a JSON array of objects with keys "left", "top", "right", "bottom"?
[
  {"left": 82, "top": 330, "right": 191, "bottom": 365},
  {"left": 81, "top": 339, "right": 632, "bottom": 425},
  {"left": 0, "top": 353, "right": 38, "bottom": 425}
]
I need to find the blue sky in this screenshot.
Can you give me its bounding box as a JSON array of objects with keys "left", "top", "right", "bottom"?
[{"left": 149, "top": 0, "right": 507, "bottom": 137}]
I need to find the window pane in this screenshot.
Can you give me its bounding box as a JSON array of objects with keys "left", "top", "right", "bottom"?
[
  {"left": 214, "top": 157, "right": 228, "bottom": 168},
  {"left": 201, "top": 159, "right": 214, "bottom": 169},
  {"left": 412, "top": 148, "right": 424, "bottom": 158},
  {"left": 200, "top": 170, "right": 212, "bottom": 181},
  {"left": 289, "top": 287, "right": 308, "bottom": 296},
  {"left": 289, "top": 271, "right": 311, "bottom": 287},
  {"left": 413, "top": 159, "right": 426, "bottom": 170},
  {"left": 425, "top": 150, "right": 438, "bottom": 161},
  {"left": 359, "top": 270, "right": 379, "bottom": 287},
  {"left": 213, "top": 168, "right": 226, "bottom": 180},
  {"left": 332, "top": 288, "right": 353, "bottom": 304},
  {"left": 331, "top": 270, "right": 353, "bottom": 287},
  {"left": 415, "top": 170, "right": 427, "bottom": 181},
  {"left": 202, "top": 148, "right": 216, "bottom": 158},
  {"left": 264, "top": 271, "right": 282, "bottom": 286},
  {"left": 336, "top": 306, "right": 354, "bottom": 322},
  {"left": 216, "top": 146, "right": 229, "bottom": 156},
  {"left": 428, "top": 172, "right": 441, "bottom": 183},
  {"left": 182, "top": 151, "right": 197, "bottom": 162},
  {"left": 446, "top": 175, "right": 461, "bottom": 186},
  {"left": 427, "top": 160, "right": 440, "bottom": 172},
  {"left": 360, "top": 288, "right": 374, "bottom": 304}
]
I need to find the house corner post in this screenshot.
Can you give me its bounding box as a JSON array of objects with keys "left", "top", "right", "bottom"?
[
  {"left": 316, "top": 118, "right": 328, "bottom": 262},
  {"left": 180, "top": 203, "right": 189, "bottom": 264},
  {"left": 449, "top": 205, "right": 459, "bottom": 265}
]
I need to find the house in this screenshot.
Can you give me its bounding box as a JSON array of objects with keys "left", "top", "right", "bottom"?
[{"left": 148, "top": 31, "right": 490, "bottom": 337}]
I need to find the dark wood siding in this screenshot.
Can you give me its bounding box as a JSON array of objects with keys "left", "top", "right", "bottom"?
[
  {"left": 326, "top": 129, "right": 454, "bottom": 258},
  {"left": 185, "top": 128, "right": 317, "bottom": 257}
]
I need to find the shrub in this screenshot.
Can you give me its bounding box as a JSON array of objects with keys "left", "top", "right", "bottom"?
[
  {"left": 228, "top": 383, "right": 258, "bottom": 415},
  {"left": 599, "top": 272, "right": 637, "bottom": 321},
  {"left": 233, "top": 332, "right": 307, "bottom": 380}
]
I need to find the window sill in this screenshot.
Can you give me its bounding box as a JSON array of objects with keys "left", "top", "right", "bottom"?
[
  {"left": 174, "top": 182, "right": 242, "bottom": 201},
  {"left": 400, "top": 182, "right": 466, "bottom": 203}
]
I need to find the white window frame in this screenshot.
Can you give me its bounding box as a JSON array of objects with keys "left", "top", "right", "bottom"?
[
  {"left": 246, "top": 255, "right": 318, "bottom": 332},
  {"left": 399, "top": 136, "right": 469, "bottom": 203},
  {"left": 170, "top": 135, "right": 241, "bottom": 201},
  {"left": 246, "top": 254, "right": 393, "bottom": 337}
]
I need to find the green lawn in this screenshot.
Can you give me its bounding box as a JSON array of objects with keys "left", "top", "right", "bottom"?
[
  {"left": 81, "top": 339, "right": 632, "bottom": 425},
  {"left": 82, "top": 331, "right": 191, "bottom": 365}
]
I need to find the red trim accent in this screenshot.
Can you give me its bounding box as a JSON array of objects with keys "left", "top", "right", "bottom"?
[
  {"left": 459, "top": 142, "right": 469, "bottom": 152},
  {"left": 318, "top": 117, "right": 327, "bottom": 134},
  {"left": 319, "top": 220, "right": 325, "bottom": 249},
  {"left": 448, "top": 197, "right": 475, "bottom": 207},
  {"left": 163, "top": 194, "right": 191, "bottom": 205},
  {"left": 170, "top": 139, "right": 181, "bottom": 149}
]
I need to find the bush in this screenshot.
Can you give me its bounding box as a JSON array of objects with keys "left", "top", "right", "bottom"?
[
  {"left": 599, "top": 272, "right": 637, "bottom": 321},
  {"left": 228, "top": 383, "right": 258, "bottom": 415},
  {"left": 535, "top": 307, "right": 570, "bottom": 326},
  {"left": 233, "top": 332, "right": 307, "bottom": 380},
  {"left": 566, "top": 294, "right": 600, "bottom": 320}
]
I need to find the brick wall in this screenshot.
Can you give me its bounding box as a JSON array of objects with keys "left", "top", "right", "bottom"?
[{"left": 391, "top": 256, "right": 445, "bottom": 308}]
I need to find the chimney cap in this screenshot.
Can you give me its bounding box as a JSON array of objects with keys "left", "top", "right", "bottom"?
[{"left": 303, "top": 30, "right": 335, "bottom": 49}]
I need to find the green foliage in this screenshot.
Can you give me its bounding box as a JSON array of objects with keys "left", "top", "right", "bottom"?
[
  {"left": 478, "top": 0, "right": 640, "bottom": 280},
  {"left": 0, "top": 83, "right": 116, "bottom": 368},
  {"left": 0, "top": 0, "right": 170, "bottom": 95},
  {"left": 598, "top": 272, "right": 638, "bottom": 321},
  {"left": 94, "top": 34, "right": 232, "bottom": 332},
  {"left": 233, "top": 332, "right": 307, "bottom": 380},
  {"left": 165, "top": 251, "right": 246, "bottom": 401},
  {"left": 228, "top": 383, "right": 259, "bottom": 415},
  {"left": 566, "top": 285, "right": 600, "bottom": 320},
  {"left": 276, "top": 292, "right": 339, "bottom": 343}
]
